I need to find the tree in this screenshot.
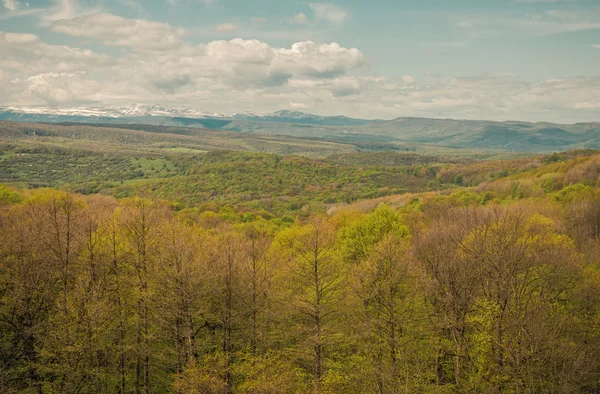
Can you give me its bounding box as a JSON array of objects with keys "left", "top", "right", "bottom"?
[
  {"left": 117, "top": 197, "right": 166, "bottom": 394},
  {"left": 414, "top": 207, "right": 480, "bottom": 388},
  {"left": 207, "top": 228, "right": 245, "bottom": 393},
  {"left": 154, "top": 219, "right": 208, "bottom": 379},
  {"left": 237, "top": 221, "right": 275, "bottom": 357},
  {"left": 0, "top": 195, "right": 63, "bottom": 393},
  {"left": 459, "top": 210, "right": 584, "bottom": 392},
  {"left": 276, "top": 217, "right": 342, "bottom": 392}
]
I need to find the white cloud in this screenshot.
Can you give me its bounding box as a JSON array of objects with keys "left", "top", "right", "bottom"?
[
  {"left": 42, "top": 0, "right": 94, "bottom": 24},
  {"left": 251, "top": 16, "right": 267, "bottom": 23},
  {"left": 401, "top": 75, "right": 416, "bottom": 84},
  {"left": 215, "top": 23, "right": 238, "bottom": 33},
  {"left": 309, "top": 3, "right": 348, "bottom": 24},
  {"left": 51, "top": 13, "right": 185, "bottom": 51},
  {"left": 590, "top": 44, "right": 600, "bottom": 49},
  {"left": 0, "top": 28, "right": 366, "bottom": 108},
  {"left": 3, "top": 0, "right": 19, "bottom": 11},
  {"left": 274, "top": 41, "right": 364, "bottom": 78},
  {"left": 574, "top": 101, "right": 600, "bottom": 109},
  {"left": 0, "top": 31, "right": 38, "bottom": 44},
  {"left": 283, "top": 12, "right": 309, "bottom": 25},
  {"left": 289, "top": 101, "right": 308, "bottom": 109},
  {"left": 1, "top": 12, "right": 599, "bottom": 123}
]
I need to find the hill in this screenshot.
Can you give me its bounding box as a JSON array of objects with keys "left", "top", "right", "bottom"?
[{"left": 3, "top": 105, "right": 599, "bottom": 152}]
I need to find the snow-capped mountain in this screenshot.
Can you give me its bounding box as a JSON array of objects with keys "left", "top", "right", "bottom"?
[
  {"left": 231, "top": 111, "right": 269, "bottom": 118},
  {"left": 2, "top": 106, "right": 124, "bottom": 118},
  {"left": 0, "top": 104, "right": 374, "bottom": 127},
  {"left": 269, "top": 110, "right": 321, "bottom": 120},
  {"left": 2, "top": 104, "right": 226, "bottom": 119}
]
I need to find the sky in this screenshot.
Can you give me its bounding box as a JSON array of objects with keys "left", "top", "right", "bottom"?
[{"left": 0, "top": 0, "right": 599, "bottom": 122}]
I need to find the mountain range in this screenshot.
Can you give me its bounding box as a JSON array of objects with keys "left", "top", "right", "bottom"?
[
  {"left": 1, "top": 104, "right": 599, "bottom": 153},
  {"left": 0, "top": 105, "right": 372, "bottom": 126}
]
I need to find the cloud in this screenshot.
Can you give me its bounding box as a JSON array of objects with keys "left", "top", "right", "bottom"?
[
  {"left": 151, "top": 75, "right": 193, "bottom": 93},
  {"left": 289, "top": 102, "right": 308, "bottom": 109},
  {"left": 2, "top": 13, "right": 599, "bottom": 123},
  {"left": 274, "top": 41, "right": 364, "bottom": 79},
  {"left": 329, "top": 78, "right": 362, "bottom": 97},
  {"left": 283, "top": 12, "right": 309, "bottom": 25},
  {"left": 517, "top": 9, "right": 600, "bottom": 35},
  {"left": 251, "top": 16, "right": 267, "bottom": 23},
  {"left": 309, "top": 3, "right": 347, "bottom": 24},
  {"left": 574, "top": 101, "right": 600, "bottom": 109},
  {"left": 0, "top": 30, "right": 38, "bottom": 44},
  {"left": 0, "top": 27, "right": 367, "bottom": 108},
  {"left": 463, "top": 9, "right": 600, "bottom": 37},
  {"left": 590, "top": 44, "right": 600, "bottom": 48},
  {"left": 42, "top": 0, "right": 96, "bottom": 24},
  {"left": 215, "top": 23, "right": 238, "bottom": 33},
  {"left": 51, "top": 13, "right": 185, "bottom": 50},
  {"left": 401, "top": 75, "right": 416, "bottom": 84},
  {"left": 3, "top": 0, "right": 19, "bottom": 11}
]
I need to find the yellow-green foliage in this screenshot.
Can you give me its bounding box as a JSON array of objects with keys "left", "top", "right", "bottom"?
[
  {"left": 0, "top": 185, "right": 22, "bottom": 204},
  {"left": 338, "top": 204, "right": 409, "bottom": 264},
  {"left": 2, "top": 149, "right": 600, "bottom": 393}
]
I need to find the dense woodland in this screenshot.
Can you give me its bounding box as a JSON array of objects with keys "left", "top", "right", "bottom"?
[
  {"left": 3, "top": 121, "right": 600, "bottom": 393},
  {"left": 2, "top": 155, "right": 600, "bottom": 393}
]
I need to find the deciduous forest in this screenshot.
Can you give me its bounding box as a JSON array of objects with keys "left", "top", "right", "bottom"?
[
  {"left": 2, "top": 123, "right": 600, "bottom": 393},
  {"left": 3, "top": 0, "right": 600, "bottom": 391},
  {"left": 2, "top": 157, "right": 600, "bottom": 393}
]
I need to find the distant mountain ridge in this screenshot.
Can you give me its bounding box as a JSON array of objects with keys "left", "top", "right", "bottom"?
[
  {"left": 1, "top": 104, "right": 599, "bottom": 152},
  {"left": 0, "top": 105, "right": 373, "bottom": 126}
]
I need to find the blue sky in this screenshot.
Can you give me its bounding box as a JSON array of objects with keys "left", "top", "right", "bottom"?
[{"left": 1, "top": 0, "right": 599, "bottom": 122}]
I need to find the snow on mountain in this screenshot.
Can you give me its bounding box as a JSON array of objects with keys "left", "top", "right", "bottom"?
[
  {"left": 3, "top": 106, "right": 124, "bottom": 118},
  {"left": 269, "top": 110, "right": 324, "bottom": 120},
  {"left": 0, "top": 105, "right": 372, "bottom": 126},
  {"left": 1, "top": 104, "right": 228, "bottom": 119},
  {"left": 231, "top": 111, "right": 269, "bottom": 118},
  {"left": 0, "top": 105, "right": 323, "bottom": 120}
]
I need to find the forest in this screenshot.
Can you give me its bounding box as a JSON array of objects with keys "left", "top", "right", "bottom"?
[
  {"left": 2, "top": 150, "right": 600, "bottom": 393},
  {"left": 2, "top": 122, "right": 600, "bottom": 393}
]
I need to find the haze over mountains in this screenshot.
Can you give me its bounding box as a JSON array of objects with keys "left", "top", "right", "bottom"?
[{"left": 1, "top": 104, "right": 599, "bottom": 153}]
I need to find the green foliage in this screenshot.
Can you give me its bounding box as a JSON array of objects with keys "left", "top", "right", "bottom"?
[
  {"left": 443, "top": 190, "right": 491, "bottom": 206},
  {"left": 551, "top": 182, "right": 595, "bottom": 202},
  {"left": 108, "top": 150, "right": 447, "bottom": 215},
  {"left": 542, "top": 176, "right": 556, "bottom": 194},
  {"left": 510, "top": 181, "right": 521, "bottom": 199},
  {"left": 2, "top": 121, "right": 600, "bottom": 393},
  {"left": 234, "top": 354, "right": 309, "bottom": 393},
  {"left": 173, "top": 355, "right": 228, "bottom": 394},
  {"left": 0, "top": 185, "right": 22, "bottom": 204},
  {"left": 338, "top": 205, "right": 409, "bottom": 264},
  {"left": 0, "top": 186, "right": 599, "bottom": 393},
  {"left": 454, "top": 173, "right": 464, "bottom": 185}
]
